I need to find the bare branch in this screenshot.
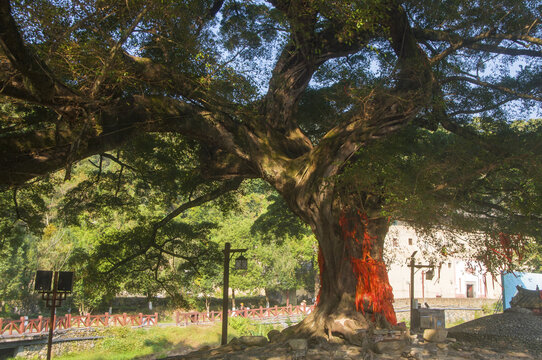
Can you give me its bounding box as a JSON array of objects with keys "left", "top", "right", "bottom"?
[
  {"left": 0, "top": 1, "right": 79, "bottom": 102},
  {"left": 0, "top": 95, "right": 251, "bottom": 186},
  {"left": 101, "top": 152, "right": 138, "bottom": 173},
  {"left": 465, "top": 43, "right": 542, "bottom": 57},
  {"left": 442, "top": 76, "right": 542, "bottom": 102},
  {"left": 413, "top": 28, "right": 542, "bottom": 62},
  {"left": 195, "top": 0, "right": 225, "bottom": 33},
  {"left": 90, "top": 7, "right": 148, "bottom": 97},
  {"left": 448, "top": 97, "right": 515, "bottom": 116},
  {"left": 0, "top": 0, "right": 55, "bottom": 101},
  {"left": 154, "top": 178, "right": 242, "bottom": 230},
  {"left": 105, "top": 178, "right": 242, "bottom": 274}
]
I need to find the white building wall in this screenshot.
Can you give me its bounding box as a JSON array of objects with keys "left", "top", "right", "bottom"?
[{"left": 385, "top": 223, "right": 501, "bottom": 299}]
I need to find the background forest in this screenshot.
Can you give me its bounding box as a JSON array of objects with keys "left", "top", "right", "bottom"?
[{"left": 0, "top": 141, "right": 317, "bottom": 318}]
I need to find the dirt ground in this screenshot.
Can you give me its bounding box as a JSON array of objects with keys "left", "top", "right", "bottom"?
[{"left": 163, "top": 310, "right": 542, "bottom": 360}]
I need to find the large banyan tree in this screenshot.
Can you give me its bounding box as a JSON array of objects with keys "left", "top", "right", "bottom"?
[{"left": 1, "top": 0, "right": 541, "bottom": 342}]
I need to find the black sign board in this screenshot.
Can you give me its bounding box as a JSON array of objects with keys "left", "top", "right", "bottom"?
[
  {"left": 35, "top": 270, "right": 53, "bottom": 292},
  {"left": 57, "top": 271, "right": 74, "bottom": 292}
]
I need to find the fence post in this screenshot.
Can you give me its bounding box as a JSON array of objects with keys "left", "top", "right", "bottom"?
[
  {"left": 67, "top": 314, "right": 71, "bottom": 329},
  {"left": 19, "top": 317, "right": 25, "bottom": 334},
  {"left": 122, "top": 313, "right": 127, "bottom": 326},
  {"left": 37, "top": 316, "right": 42, "bottom": 333},
  {"left": 0, "top": 318, "right": 3, "bottom": 335},
  {"left": 104, "top": 312, "right": 109, "bottom": 327},
  {"left": 154, "top": 313, "right": 158, "bottom": 326},
  {"left": 86, "top": 313, "right": 91, "bottom": 327}
]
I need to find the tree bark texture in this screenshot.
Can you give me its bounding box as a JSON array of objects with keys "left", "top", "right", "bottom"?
[{"left": 273, "top": 183, "right": 397, "bottom": 342}]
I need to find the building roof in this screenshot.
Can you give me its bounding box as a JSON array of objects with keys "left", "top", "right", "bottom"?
[{"left": 510, "top": 286, "right": 542, "bottom": 309}]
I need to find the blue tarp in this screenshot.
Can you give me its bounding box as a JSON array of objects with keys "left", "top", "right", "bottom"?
[{"left": 501, "top": 271, "right": 542, "bottom": 309}]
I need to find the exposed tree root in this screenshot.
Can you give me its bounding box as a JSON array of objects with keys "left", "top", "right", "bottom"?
[{"left": 275, "top": 294, "right": 400, "bottom": 347}]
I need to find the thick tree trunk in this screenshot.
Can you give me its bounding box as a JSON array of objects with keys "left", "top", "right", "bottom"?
[{"left": 282, "top": 192, "right": 397, "bottom": 344}]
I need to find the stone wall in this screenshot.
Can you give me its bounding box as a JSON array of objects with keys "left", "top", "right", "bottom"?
[
  {"left": 393, "top": 298, "right": 499, "bottom": 327},
  {"left": 393, "top": 297, "right": 498, "bottom": 309},
  {"left": 12, "top": 328, "right": 104, "bottom": 359}
]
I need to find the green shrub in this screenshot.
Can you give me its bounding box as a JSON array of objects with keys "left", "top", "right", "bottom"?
[
  {"left": 228, "top": 317, "right": 278, "bottom": 336},
  {"left": 228, "top": 317, "right": 253, "bottom": 335}
]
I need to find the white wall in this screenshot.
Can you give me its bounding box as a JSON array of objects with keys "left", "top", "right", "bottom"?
[{"left": 384, "top": 223, "right": 501, "bottom": 299}]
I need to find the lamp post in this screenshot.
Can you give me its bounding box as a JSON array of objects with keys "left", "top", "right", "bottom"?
[
  {"left": 221, "top": 242, "right": 247, "bottom": 345},
  {"left": 407, "top": 251, "right": 434, "bottom": 333},
  {"left": 35, "top": 270, "right": 74, "bottom": 360}
]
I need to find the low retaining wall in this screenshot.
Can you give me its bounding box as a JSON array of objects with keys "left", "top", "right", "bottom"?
[
  {"left": 395, "top": 308, "right": 484, "bottom": 326},
  {"left": 11, "top": 328, "right": 104, "bottom": 359},
  {"left": 393, "top": 298, "right": 498, "bottom": 326},
  {"left": 394, "top": 297, "right": 497, "bottom": 309}
]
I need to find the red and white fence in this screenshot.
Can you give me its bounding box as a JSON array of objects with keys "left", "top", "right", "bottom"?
[
  {"left": 0, "top": 312, "right": 158, "bottom": 336},
  {"left": 175, "top": 304, "right": 315, "bottom": 326}
]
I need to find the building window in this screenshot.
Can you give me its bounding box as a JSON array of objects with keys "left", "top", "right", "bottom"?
[{"left": 408, "top": 238, "right": 413, "bottom": 245}]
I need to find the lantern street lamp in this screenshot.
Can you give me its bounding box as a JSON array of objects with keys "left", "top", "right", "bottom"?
[
  {"left": 235, "top": 254, "right": 248, "bottom": 270},
  {"left": 407, "top": 252, "right": 435, "bottom": 333},
  {"left": 221, "top": 242, "right": 247, "bottom": 345},
  {"left": 35, "top": 270, "right": 74, "bottom": 360}
]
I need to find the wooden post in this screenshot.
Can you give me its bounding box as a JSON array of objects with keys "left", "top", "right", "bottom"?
[
  {"left": 38, "top": 316, "right": 42, "bottom": 333},
  {"left": 410, "top": 253, "right": 415, "bottom": 332},
  {"left": 0, "top": 318, "right": 3, "bottom": 335},
  {"left": 46, "top": 271, "right": 59, "bottom": 360},
  {"left": 139, "top": 313, "right": 143, "bottom": 326},
  {"left": 154, "top": 313, "right": 158, "bottom": 326},
  {"left": 221, "top": 242, "right": 231, "bottom": 346},
  {"left": 19, "top": 317, "right": 25, "bottom": 334}
]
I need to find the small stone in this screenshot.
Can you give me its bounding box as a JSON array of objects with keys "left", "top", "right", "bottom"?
[
  {"left": 212, "top": 345, "right": 232, "bottom": 354},
  {"left": 288, "top": 338, "right": 308, "bottom": 351},
  {"left": 374, "top": 329, "right": 391, "bottom": 335},
  {"left": 422, "top": 329, "right": 448, "bottom": 343},
  {"left": 267, "top": 329, "right": 281, "bottom": 342},
  {"left": 238, "top": 335, "right": 268, "bottom": 347},
  {"left": 403, "top": 348, "right": 424, "bottom": 360},
  {"left": 345, "top": 346, "right": 363, "bottom": 356},
  {"left": 446, "top": 337, "right": 456, "bottom": 343},
  {"left": 372, "top": 339, "right": 408, "bottom": 354},
  {"left": 436, "top": 343, "right": 448, "bottom": 350}
]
